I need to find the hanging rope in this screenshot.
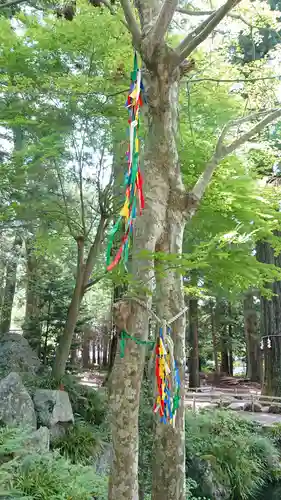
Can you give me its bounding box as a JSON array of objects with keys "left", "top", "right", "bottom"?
[
  {"left": 118, "top": 299, "right": 187, "bottom": 425},
  {"left": 106, "top": 53, "right": 145, "bottom": 271}
]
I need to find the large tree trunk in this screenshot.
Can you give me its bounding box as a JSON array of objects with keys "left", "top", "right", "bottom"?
[
  {"left": 109, "top": 58, "right": 187, "bottom": 498},
  {"left": 257, "top": 239, "right": 281, "bottom": 395},
  {"left": 244, "top": 291, "right": 261, "bottom": 383},
  {"left": 23, "top": 237, "right": 42, "bottom": 355},
  {"left": 109, "top": 76, "right": 171, "bottom": 500},
  {"left": 152, "top": 209, "right": 186, "bottom": 500},
  {"left": 188, "top": 297, "right": 200, "bottom": 388},
  {"left": 0, "top": 236, "right": 22, "bottom": 335}
]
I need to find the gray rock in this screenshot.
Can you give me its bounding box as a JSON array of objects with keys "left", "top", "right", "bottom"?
[
  {"left": 33, "top": 389, "right": 74, "bottom": 429},
  {"left": 217, "top": 397, "right": 234, "bottom": 408},
  {"left": 0, "top": 372, "right": 36, "bottom": 428},
  {"left": 187, "top": 456, "right": 231, "bottom": 500},
  {"left": 268, "top": 404, "right": 281, "bottom": 414},
  {"left": 27, "top": 426, "right": 50, "bottom": 452},
  {"left": 261, "top": 406, "right": 270, "bottom": 413},
  {"left": 95, "top": 444, "right": 112, "bottom": 474},
  {"left": 228, "top": 401, "right": 246, "bottom": 411},
  {"left": 0, "top": 333, "right": 40, "bottom": 377},
  {"left": 243, "top": 401, "right": 262, "bottom": 412}
]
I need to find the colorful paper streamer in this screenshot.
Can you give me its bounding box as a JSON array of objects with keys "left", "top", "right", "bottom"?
[
  {"left": 153, "top": 327, "right": 180, "bottom": 424},
  {"left": 106, "top": 52, "right": 145, "bottom": 271}
]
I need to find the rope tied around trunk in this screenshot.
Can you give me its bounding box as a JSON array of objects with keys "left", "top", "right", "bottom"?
[{"left": 117, "top": 299, "right": 187, "bottom": 424}]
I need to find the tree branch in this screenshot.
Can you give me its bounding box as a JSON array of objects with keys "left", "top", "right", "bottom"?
[
  {"left": 225, "top": 108, "right": 281, "bottom": 155},
  {"left": 190, "top": 108, "right": 281, "bottom": 202},
  {"left": 177, "top": 7, "right": 252, "bottom": 27},
  {"left": 186, "top": 76, "right": 281, "bottom": 84},
  {"left": 151, "top": 0, "right": 179, "bottom": 44},
  {"left": 100, "top": 0, "right": 115, "bottom": 14},
  {"left": 120, "top": 0, "right": 141, "bottom": 45},
  {"left": 82, "top": 215, "right": 107, "bottom": 292},
  {"left": 176, "top": 0, "right": 241, "bottom": 63},
  {"left": 84, "top": 271, "right": 108, "bottom": 292},
  {"left": 0, "top": 0, "right": 25, "bottom": 9}
]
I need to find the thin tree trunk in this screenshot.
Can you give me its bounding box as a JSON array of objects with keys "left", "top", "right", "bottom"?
[
  {"left": 0, "top": 263, "right": 6, "bottom": 316},
  {"left": 23, "top": 237, "right": 42, "bottom": 355},
  {"left": 217, "top": 300, "right": 230, "bottom": 375},
  {"left": 92, "top": 340, "right": 96, "bottom": 365},
  {"left": 228, "top": 303, "right": 233, "bottom": 377},
  {"left": 210, "top": 302, "right": 219, "bottom": 373},
  {"left": 188, "top": 297, "right": 200, "bottom": 388},
  {"left": 103, "top": 329, "right": 117, "bottom": 386},
  {"left": 42, "top": 298, "right": 51, "bottom": 365},
  {"left": 244, "top": 291, "right": 261, "bottom": 383},
  {"left": 97, "top": 342, "right": 101, "bottom": 366},
  {"left": 103, "top": 331, "right": 109, "bottom": 367},
  {"left": 220, "top": 335, "right": 230, "bottom": 374},
  {"left": 0, "top": 236, "right": 22, "bottom": 335},
  {"left": 52, "top": 237, "right": 85, "bottom": 378},
  {"left": 257, "top": 239, "right": 281, "bottom": 395},
  {"left": 52, "top": 216, "right": 106, "bottom": 379},
  {"left": 104, "top": 285, "right": 127, "bottom": 386},
  {"left": 82, "top": 329, "right": 90, "bottom": 369}
]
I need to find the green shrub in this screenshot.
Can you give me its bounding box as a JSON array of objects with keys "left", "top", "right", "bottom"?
[
  {"left": 185, "top": 409, "right": 280, "bottom": 500},
  {"left": 52, "top": 421, "right": 103, "bottom": 464},
  {"left": 186, "top": 478, "right": 209, "bottom": 499},
  {"left": 0, "top": 426, "right": 108, "bottom": 499}
]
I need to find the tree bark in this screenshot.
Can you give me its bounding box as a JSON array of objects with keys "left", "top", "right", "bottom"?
[
  {"left": 228, "top": 303, "right": 233, "bottom": 377},
  {"left": 108, "top": 40, "right": 188, "bottom": 498},
  {"left": 52, "top": 216, "right": 106, "bottom": 379},
  {"left": 0, "top": 263, "right": 6, "bottom": 315},
  {"left": 257, "top": 238, "right": 281, "bottom": 395},
  {"left": 0, "top": 236, "right": 22, "bottom": 335},
  {"left": 23, "top": 237, "right": 42, "bottom": 355},
  {"left": 244, "top": 291, "right": 261, "bottom": 383},
  {"left": 103, "top": 329, "right": 117, "bottom": 386},
  {"left": 82, "top": 328, "right": 91, "bottom": 369},
  {"left": 103, "top": 329, "right": 109, "bottom": 367},
  {"left": 210, "top": 301, "right": 219, "bottom": 372},
  {"left": 108, "top": 70, "right": 171, "bottom": 499},
  {"left": 52, "top": 237, "right": 85, "bottom": 378},
  {"left": 92, "top": 340, "right": 96, "bottom": 365},
  {"left": 220, "top": 335, "right": 230, "bottom": 374},
  {"left": 188, "top": 297, "right": 200, "bottom": 388},
  {"left": 97, "top": 342, "right": 101, "bottom": 366},
  {"left": 216, "top": 300, "right": 230, "bottom": 375}
]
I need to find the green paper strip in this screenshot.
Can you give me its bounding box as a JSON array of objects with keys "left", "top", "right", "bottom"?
[
  {"left": 106, "top": 216, "right": 122, "bottom": 266},
  {"left": 120, "top": 330, "right": 155, "bottom": 358}
]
